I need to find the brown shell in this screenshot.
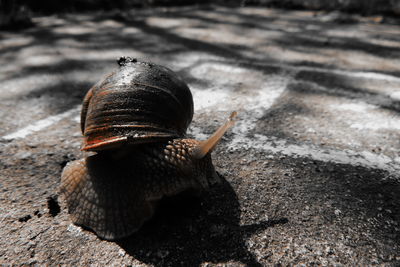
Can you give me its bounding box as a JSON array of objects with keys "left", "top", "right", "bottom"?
[{"left": 81, "top": 58, "right": 194, "bottom": 151}]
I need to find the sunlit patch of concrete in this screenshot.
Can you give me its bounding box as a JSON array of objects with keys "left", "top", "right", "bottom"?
[{"left": 1, "top": 106, "right": 80, "bottom": 140}]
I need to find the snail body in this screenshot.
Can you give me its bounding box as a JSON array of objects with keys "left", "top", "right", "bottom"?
[{"left": 60, "top": 57, "right": 236, "bottom": 240}]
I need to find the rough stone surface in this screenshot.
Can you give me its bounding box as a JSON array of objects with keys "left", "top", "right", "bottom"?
[{"left": 0, "top": 6, "right": 400, "bottom": 266}]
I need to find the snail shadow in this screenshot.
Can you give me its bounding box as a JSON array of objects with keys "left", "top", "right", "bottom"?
[{"left": 116, "top": 175, "right": 288, "bottom": 266}]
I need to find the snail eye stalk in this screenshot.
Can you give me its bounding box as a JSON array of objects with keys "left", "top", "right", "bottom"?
[{"left": 192, "top": 111, "right": 237, "bottom": 159}]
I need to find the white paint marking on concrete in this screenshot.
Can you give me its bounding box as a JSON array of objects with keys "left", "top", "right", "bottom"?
[
  {"left": 234, "top": 76, "right": 291, "bottom": 135},
  {"left": 3, "top": 54, "right": 396, "bottom": 175},
  {"left": 191, "top": 114, "right": 400, "bottom": 175},
  {"left": 1, "top": 106, "right": 80, "bottom": 140},
  {"left": 390, "top": 91, "right": 400, "bottom": 101},
  {"left": 185, "top": 60, "right": 400, "bottom": 176},
  {"left": 73, "top": 115, "right": 81, "bottom": 123},
  {"left": 332, "top": 102, "right": 377, "bottom": 112},
  {"left": 189, "top": 61, "right": 293, "bottom": 113},
  {"left": 330, "top": 102, "right": 400, "bottom": 130},
  {"left": 180, "top": 54, "right": 400, "bottom": 84},
  {"left": 191, "top": 119, "right": 400, "bottom": 176},
  {"left": 310, "top": 68, "right": 400, "bottom": 83},
  {"left": 350, "top": 119, "right": 400, "bottom": 130},
  {"left": 188, "top": 61, "right": 293, "bottom": 146},
  {"left": 227, "top": 134, "right": 400, "bottom": 176},
  {"left": 343, "top": 71, "right": 400, "bottom": 83},
  {"left": 250, "top": 61, "right": 400, "bottom": 83},
  {"left": 192, "top": 88, "right": 230, "bottom": 111}
]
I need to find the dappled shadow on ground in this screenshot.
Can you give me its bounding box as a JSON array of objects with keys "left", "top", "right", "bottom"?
[
  {"left": 294, "top": 71, "right": 400, "bottom": 113},
  {"left": 117, "top": 177, "right": 287, "bottom": 266},
  {"left": 1, "top": 6, "right": 399, "bottom": 117},
  {"left": 1, "top": 6, "right": 400, "bottom": 265},
  {"left": 22, "top": 81, "right": 92, "bottom": 113},
  {"left": 148, "top": 7, "right": 400, "bottom": 58}
]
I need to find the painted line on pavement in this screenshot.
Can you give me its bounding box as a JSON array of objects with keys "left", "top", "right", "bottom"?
[
  {"left": 1, "top": 106, "right": 80, "bottom": 140},
  {"left": 229, "top": 134, "right": 400, "bottom": 177}
]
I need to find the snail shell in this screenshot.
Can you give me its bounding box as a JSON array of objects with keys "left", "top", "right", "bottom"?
[
  {"left": 60, "top": 57, "right": 236, "bottom": 240},
  {"left": 81, "top": 57, "right": 194, "bottom": 151}
]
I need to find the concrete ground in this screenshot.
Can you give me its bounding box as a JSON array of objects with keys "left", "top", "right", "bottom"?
[{"left": 1, "top": 6, "right": 400, "bottom": 266}]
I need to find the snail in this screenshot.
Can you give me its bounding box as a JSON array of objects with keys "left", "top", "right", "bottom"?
[{"left": 60, "top": 57, "right": 236, "bottom": 240}]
